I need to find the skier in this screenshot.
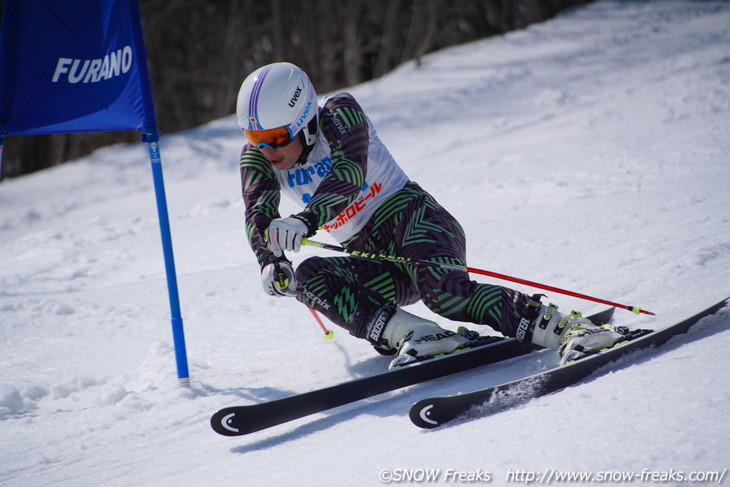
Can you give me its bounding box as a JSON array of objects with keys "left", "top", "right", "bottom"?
[{"left": 237, "top": 62, "right": 628, "bottom": 367}]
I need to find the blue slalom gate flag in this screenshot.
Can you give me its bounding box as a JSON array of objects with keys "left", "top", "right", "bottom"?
[
  {"left": 0, "top": 0, "right": 156, "bottom": 135},
  {"left": 0, "top": 0, "right": 190, "bottom": 385}
]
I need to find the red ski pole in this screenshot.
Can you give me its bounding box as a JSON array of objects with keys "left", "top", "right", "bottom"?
[
  {"left": 302, "top": 239, "right": 655, "bottom": 316},
  {"left": 308, "top": 307, "right": 335, "bottom": 340}
]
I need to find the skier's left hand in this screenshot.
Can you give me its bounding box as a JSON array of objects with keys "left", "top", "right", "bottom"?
[{"left": 267, "top": 217, "right": 309, "bottom": 256}]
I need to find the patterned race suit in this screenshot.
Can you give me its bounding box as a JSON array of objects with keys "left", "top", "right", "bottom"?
[{"left": 240, "top": 93, "right": 521, "bottom": 342}]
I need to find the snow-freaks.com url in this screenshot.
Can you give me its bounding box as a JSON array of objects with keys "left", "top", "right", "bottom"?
[
  {"left": 506, "top": 467, "right": 728, "bottom": 484},
  {"left": 378, "top": 467, "right": 727, "bottom": 484}
]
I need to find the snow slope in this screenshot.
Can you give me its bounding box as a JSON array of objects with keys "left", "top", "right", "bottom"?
[{"left": 1, "top": 1, "right": 729, "bottom": 485}]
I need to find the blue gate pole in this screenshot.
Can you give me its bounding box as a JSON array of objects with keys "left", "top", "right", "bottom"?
[
  {"left": 0, "top": 135, "right": 5, "bottom": 182},
  {"left": 142, "top": 129, "right": 190, "bottom": 386}
]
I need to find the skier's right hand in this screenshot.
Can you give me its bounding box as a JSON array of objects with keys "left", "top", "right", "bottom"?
[{"left": 261, "top": 259, "right": 298, "bottom": 297}]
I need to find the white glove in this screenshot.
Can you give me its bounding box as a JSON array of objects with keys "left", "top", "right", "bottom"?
[
  {"left": 261, "top": 260, "right": 298, "bottom": 297},
  {"left": 267, "top": 217, "right": 309, "bottom": 257}
]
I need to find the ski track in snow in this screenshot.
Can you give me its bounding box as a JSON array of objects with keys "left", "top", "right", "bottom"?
[{"left": 1, "top": 1, "right": 729, "bottom": 486}]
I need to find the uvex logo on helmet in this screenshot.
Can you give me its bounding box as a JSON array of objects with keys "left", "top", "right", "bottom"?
[{"left": 288, "top": 86, "right": 303, "bottom": 107}]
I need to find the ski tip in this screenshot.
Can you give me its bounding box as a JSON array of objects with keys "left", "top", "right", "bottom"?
[
  {"left": 211, "top": 410, "right": 243, "bottom": 436},
  {"left": 410, "top": 402, "right": 442, "bottom": 429}
]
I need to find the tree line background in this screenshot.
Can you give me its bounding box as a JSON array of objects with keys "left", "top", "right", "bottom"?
[{"left": 1, "top": 0, "right": 592, "bottom": 179}]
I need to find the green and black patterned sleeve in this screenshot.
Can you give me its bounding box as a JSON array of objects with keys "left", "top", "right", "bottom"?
[
  {"left": 240, "top": 146, "right": 282, "bottom": 268},
  {"left": 293, "top": 94, "right": 369, "bottom": 232}
]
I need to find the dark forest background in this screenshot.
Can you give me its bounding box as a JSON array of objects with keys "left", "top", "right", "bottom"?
[{"left": 0, "top": 0, "right": 592, "bottom": 179}]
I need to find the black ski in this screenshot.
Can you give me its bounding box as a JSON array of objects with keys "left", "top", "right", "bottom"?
[
  {"left": 410, "top": 296, "right": 729, "bottom": 429},
  {"left": 211, "top": 308, "right": 615, "bottom": 436}
]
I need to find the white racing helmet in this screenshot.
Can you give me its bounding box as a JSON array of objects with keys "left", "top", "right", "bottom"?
[{"left": 236, "top": 62, "right": 318, "bottom": 147}]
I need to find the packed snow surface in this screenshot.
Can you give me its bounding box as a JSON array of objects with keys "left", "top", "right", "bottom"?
[{"left": 1, "top": 1, "right": 729, "bottom": 486}]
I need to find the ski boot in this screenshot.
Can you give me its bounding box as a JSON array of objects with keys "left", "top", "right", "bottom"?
[
  {"left": 366, "top": 305, "right": 470, "bottom": 368},
  {"left": 515, "top": 294, "right": 630, "bottom": 364}
]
